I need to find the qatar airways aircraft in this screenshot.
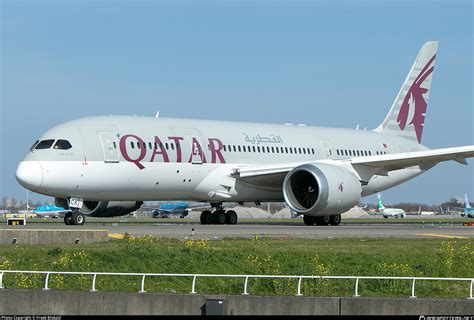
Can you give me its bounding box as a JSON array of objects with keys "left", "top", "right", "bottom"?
[{"left": 16, "top": 41, "right": 474, "bottom": 226}]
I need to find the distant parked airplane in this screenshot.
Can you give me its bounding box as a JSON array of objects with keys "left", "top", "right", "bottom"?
[
  {"left": 461, "top": 194, "right": 474, "bottom": 218},
  {"left": 15, "top": 41, "right": 474, "bottom": 226},
  {"left": 33, "top": 204, "right": 71, "bottom": 218},
  {"left": 416, "top": 207, "right": 435, "bottom": 216},
  {"left": 377, "top": 194, "right": 406, "bottom": 218}
]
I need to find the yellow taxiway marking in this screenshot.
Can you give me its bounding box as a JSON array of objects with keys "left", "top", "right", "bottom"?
[
  {"left": 417, "top": 233, "right": 468, "bottom": 239},
  {"left": 108, "top": 233, "right": 125, "bottom": 239}
]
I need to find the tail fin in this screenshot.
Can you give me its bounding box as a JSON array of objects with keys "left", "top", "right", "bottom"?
[
  {"left": 374, "top": 41, "right": 438, "bottom": 143},
  {"left": 377, "top": 193, "right": 385, "bottom": 210},
  {"left": 465, "top": 194, "right": 471, "bottom": 209}
]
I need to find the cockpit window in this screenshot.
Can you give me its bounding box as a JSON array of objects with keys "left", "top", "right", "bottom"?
[
  {"left": 30, "top": 140, "right": 39, "bottom": 151},
  {"left": 35, "top": 139, "right": 55, "bottom": 149},
  {"left": 53, "top": 139, "right": 72, "bottom": 150}
]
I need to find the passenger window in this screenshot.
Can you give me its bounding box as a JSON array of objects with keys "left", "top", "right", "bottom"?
[
  {"left": 238, "top": 146, "right": 241, "bottom": 152},
  {"left": 223, "top": 145, "right": 227, "bottom": 152},
  {"left": 149, "top": 142, "right": 152, "bottom": 149},
  {"left": 233, "top": 145, "right": 236, "bottom": 152},
  {"left": 53, "top": 139, "right": 72, "bottom": 150},
  {"left": 131, "top": 142, "right": 135, "bottom": 149},
  {"left": 243, "top": 146, "right": 246, "bottom": 152},
  {"left": 113, "top": 142, "right": 117, "bottom": 149},
  {"left": 171, "top": 143, "right": 174, "bottom": 150},
  {"left": 257, "top": 146, "right": 261, "bottom": 153},
  {"left": 165, "top": 143, "right": 169, "bottom": 150},
  {"left": 271, "top": 147, "right": 275, "bottom": 153},
  {"left": 30, "top": 140, "right": 39, "bottom": 151},
  {"left": 35, "top": 139, "right": 55, "bottom": 149}
]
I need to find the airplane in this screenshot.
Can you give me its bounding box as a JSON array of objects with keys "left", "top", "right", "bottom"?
[
  {"left": 152, "top": 201, "right": 190, "bottom": 218},
  {"left": 376, "top": 193, "right": 406, "bottom": 218},
  {"left": 15, "top": 41, "right": 474, "bottom": 226},
  {"left": 33, "top": 204, "right": 71, "bottom": 218},
  {"left": 461, "top": 194, "right": 474, "bottom": 218},
  {"left": 416, "top": 206, "right": 435, "bottom": 216}
]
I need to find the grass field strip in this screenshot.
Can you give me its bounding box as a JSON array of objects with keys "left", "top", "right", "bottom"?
[{"left": 0, "top": 270, "right": 472, "bottom": 299}]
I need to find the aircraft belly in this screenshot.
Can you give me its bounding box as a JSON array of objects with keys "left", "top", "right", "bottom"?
[{"left": 37, "top": 161, "right": 212, "bottom": 201}]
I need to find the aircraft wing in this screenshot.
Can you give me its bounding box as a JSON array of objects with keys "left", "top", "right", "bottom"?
[
  {"left": 231, "top": 145, "right": 474, "bottom": 188},
  {"left": 351, "top": 146, "right": 474, "bottom": 182}
]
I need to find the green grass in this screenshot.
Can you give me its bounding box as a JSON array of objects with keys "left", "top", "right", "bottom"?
[{"left": 0, "top": 237, "right": 472, "bottom": 298}]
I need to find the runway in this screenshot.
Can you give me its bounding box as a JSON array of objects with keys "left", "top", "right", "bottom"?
[{"left": 1, "top": 221, "right": 472, "bottom": 240}]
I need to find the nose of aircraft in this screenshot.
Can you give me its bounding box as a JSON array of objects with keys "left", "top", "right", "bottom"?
[{"left": 16, "top": 161, "right": 43, "bottom": 191}]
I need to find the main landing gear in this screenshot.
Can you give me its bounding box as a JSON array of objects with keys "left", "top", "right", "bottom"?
[
  {"left": 303, "top": 214, "right": 341, "bottom": 226},
  {"left": 64, "top": 210, "right": 85, "bottom": 225},
  {"left": 200, "top": 203, "right": 238, "bottom": 225}
]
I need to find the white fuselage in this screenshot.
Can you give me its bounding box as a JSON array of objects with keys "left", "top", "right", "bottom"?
[{"left": 16, "top": 116, "right": 429, "bottom": 204}]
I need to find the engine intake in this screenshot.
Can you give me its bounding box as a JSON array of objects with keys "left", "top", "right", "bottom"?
[{"left": 283, "top": 163, "right": 361, "bottom": 216}]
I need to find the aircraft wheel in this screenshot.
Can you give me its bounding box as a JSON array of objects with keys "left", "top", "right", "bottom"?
[
  {"left": 303, "top": 215, "right": 315, "bottom": 226},
  {"left": 383, "top": 216, "right": 388, "bottom": 219},
  {"left": 315, "top": 216, "right": 330, "bottom": 226},
  {"left": 329, "top": 214, "right": 341, "bottom": 226},
  {"left": 200, "top": 210, "right": 213, "bottom": 225},
  {"left": 225, "top": 210, "right": 238, "bottom": 225},
  {"left": 214, "top": 210, "right": 226, "bottom": 225},
  {"left": 64, "top": 212, "right": 72, "bottom": 225},
  {"left": 70, "top": 211, "right": 85, "bottom": 225}
]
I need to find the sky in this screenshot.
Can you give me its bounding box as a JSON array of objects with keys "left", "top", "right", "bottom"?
[{"left": 1, "top": 0, "right": 473, "bottom": 205}]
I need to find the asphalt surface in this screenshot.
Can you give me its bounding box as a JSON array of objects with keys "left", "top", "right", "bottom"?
[{"left": 1, "top": 221, "right": 472, "bottom": 240}]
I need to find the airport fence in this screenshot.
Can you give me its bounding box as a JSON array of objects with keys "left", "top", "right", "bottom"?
[{"left": 0, "top": 270, "right": 472, "bottom": 299}]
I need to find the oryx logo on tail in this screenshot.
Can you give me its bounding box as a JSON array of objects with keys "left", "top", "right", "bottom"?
[{"left": 397, "top": 54, "right": 436, "bottom": 143}]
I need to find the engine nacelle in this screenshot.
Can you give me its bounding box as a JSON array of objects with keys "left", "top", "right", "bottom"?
[
  {"left": 78, "top": 200, "right": 143, "bottom": 217},
  {"left": 283, "top": 163, "right": 361, "bottom": 216}
]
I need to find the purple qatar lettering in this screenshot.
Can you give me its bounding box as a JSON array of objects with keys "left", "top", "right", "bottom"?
[
  {"left": 119, "top": 134, "right": 146, "bottom": 170},
  {"left": 119, "top": 135, "right": 226, "bottom": 169}
]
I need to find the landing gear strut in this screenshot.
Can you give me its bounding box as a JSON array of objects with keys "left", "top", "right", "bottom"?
[
  {"left": 64, "top": 210, "right": 85, "bottom": 226},
  {"left": 200, "top": 204, "right": 238, "bottom": 225}
]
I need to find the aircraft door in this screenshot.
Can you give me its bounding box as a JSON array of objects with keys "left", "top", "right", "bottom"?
[
  {"left": 320, "top": 141, "right": 333, "bottom": 159},
  {"left": 98, "top": 131, "right": 119, "bottom": 163}
]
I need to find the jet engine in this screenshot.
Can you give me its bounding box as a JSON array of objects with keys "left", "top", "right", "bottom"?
[
  {"left": 79, "top": 201, "right": 143, "bottom": 217},
  {"left": 55, "top": 198, "right": 143, "bottom": 217},
  {"left": 283, "top": 163, "right": 362, "bottom": 216}
]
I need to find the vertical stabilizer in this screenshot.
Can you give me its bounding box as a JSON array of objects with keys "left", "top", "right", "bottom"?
[
  {"left": 374, "top": 41, "right": 438, "bottom": 143},
  {"left": 377, "top": 193, "right": 385, "bottom": 210},
  {"left": 465, "top": 194, "right": 471, "bottom": 209}
]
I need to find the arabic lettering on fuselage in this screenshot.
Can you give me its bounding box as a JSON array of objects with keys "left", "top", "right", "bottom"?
[
  {"left": 119, "top": 135, "right": 226, "bottom": 170},
  {"left": 243, "top": 133, "right": 283, "bottom": 144}
]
